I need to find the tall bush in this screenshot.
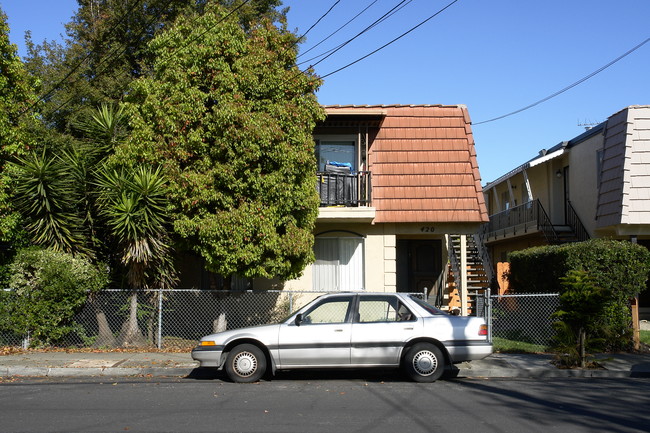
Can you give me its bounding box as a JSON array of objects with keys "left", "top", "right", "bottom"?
[
  {"left": 1, "top": 247, "right": 108, "bottom": 346},
  {"left": 508, "top": 239, "right": 650, "bottom": 351},
  {"left": 552, "top": 270, "right": 609, "bottom": 367}
]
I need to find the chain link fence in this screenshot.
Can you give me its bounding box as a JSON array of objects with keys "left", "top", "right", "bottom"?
[
  {"left": 0, "top": 290, "right": 426, "bottom": 349},
  {"left": 486, "top": 293, "right": 560, "bottom": 348},
  {"left": 1, "top": 289, "right": 560, "bottom": 350}
]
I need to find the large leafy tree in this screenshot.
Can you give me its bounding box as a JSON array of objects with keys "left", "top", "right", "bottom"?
[
  {"left": 113, "top": 2, "right": 324, "bottom": 284},
  {"left": 23, "top": 0, "right": 284, "bottom": 133},
  {"left": 0, "top": 8, "right": 38, "bottom": 279}
]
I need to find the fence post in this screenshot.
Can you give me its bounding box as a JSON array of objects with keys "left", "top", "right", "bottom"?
[
  {"left": 487, "top": 287, "right": 492, "bottom": 343},
  {"left": 157, "top": 288, "right": 163, "bottom": 349},
  {"left": 22, "top": 332, "right": 30, "bottom": 350}
]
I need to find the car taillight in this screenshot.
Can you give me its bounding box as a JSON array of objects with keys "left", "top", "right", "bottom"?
[{"left": 479, "top": 324, "right": 488, "bottom": 336}]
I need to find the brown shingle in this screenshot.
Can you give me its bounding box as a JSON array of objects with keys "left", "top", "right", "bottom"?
[{"left": 323, "top": 105, "right": 487, "bottom": 223}]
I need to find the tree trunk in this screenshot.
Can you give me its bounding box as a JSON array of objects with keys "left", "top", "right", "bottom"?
[
  {"left": 92, "top": 297, "right": 116, "bottom": 348},
  {"left": 118, "top": 292, "right": 147, "bottom": 347},
  {"left": 579, "top": 327, "right": 586, "bottom": 368}
]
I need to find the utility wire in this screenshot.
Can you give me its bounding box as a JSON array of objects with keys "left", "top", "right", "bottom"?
[
  {"left": 295, "top": 0, "right": 341, "bottom": 44},
  {"left": 297, "top": 0, "right": 379, "bottom": 60},
  {"left": 300, "top": 0, "right": 411, "bottom": 68},
  {"left": 20, "top": 0, "right": 145, "bottom": 117},
  {"left": 42, "top": 0, "right": 253, "bottom": 120},
  {"left": 473, "top": 37, "right": 650, "bottom": 125},
  {"left": 318, "top": 0, "right": 459, "bottom": 79}
]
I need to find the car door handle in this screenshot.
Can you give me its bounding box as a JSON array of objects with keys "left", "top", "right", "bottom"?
[
  {"left": 334, "top": 329, "right": 344, "bottom": 332},
  {"left": 403, "top": 327, "right": 414, "bottom": 330}
]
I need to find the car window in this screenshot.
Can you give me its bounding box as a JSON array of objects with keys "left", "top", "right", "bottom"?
[
  {"left": 358, "top": 297, "right": 415, "bottom": 323},
  {"left": 408, "top": 295, "right": 446, "bottom": 316},
  {"left": 302, "top": 299, "right": 351, "bottom": 324}
]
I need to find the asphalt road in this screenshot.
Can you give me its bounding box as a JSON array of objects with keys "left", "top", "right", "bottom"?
[{"left": 1, "top": 372, "right": 649, "bottom": 433}]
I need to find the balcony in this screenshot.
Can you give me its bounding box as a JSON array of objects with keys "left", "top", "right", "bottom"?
[
  {"left": 481, "top": 199, "right": 560, "bottom": 244},
  {"left": 481, "top": 199, "right": 589, "bottom": 245},
  {"left": 316, "top": 170, "right": 371, "bottom": 207},
  {"left": 316, "top": 170, "right": 374, "bottom": 222}
]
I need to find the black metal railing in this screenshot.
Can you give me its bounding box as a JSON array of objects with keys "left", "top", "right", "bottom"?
[
  {"left": 566, "top": 200, "right": 590, "bottom": 242},
  {"left": 483, "top": 199, "right": 559, "bottom": 243},
  {"left": 316, "top": 171, "right": 371, "bottom": 207}
]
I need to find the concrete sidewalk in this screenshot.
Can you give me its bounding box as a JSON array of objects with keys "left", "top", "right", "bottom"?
[{"left": 1, "top": 350, "right": 650, "bottom": 379}]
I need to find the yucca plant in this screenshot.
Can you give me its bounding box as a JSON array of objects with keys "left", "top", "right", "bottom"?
[
  {"left": 96, "top": 165, "right": 176, "bottom": 346},
  {"left": 9, "top": 151, "right": 88, "bottom": 255}
]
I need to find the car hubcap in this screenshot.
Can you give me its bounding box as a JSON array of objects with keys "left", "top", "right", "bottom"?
[
  {"left": 412, "top": 350, "right": 437, "bottom": 376},
  {"left": 233, "top": 351, "right": 258, "bottom": 377}
]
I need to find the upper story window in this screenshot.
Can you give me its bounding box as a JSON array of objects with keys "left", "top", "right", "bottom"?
[{"left": 315, "top": 135, "right": 358, "bottom": 172}]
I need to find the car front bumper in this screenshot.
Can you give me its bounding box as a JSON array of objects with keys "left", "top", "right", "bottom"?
[{"left": 191, "top": 345, "right": 225, "bottom": 368}]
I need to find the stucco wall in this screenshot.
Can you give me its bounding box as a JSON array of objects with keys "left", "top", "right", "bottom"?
[
  {"left": 567, "top": 131, "right": 605, "bottom": 236},
  {"left": 279, "top": 223, "right": 398, "bottom": 293}
]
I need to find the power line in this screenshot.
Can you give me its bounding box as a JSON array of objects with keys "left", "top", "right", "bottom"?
[
  {"left": 299, "top": 0, "right": 412, "bottom": 68},
  {"left": 472, "top": 37, "right": 650, "bottom": 125},
  {"left": 297, "top": 0, "right": 379, "bottom": 60},
  {"left": 42, "top": 0, "right": 254, "bottom": 120},
  {"left": 20, "top": 0, "right": 145, "bottom": 117},
  {"left": 318, "top": 0, "right": 460, "bottom": 79},
  {"left": 296, "top": 0, "right": 341, "bottom": 44}
]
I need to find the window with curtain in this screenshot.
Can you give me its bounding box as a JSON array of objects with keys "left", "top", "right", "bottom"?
[{"left": 313, "top": 237, "right": 364, "bottom": 291}]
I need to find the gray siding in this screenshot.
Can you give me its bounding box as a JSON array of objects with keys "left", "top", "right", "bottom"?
[
  {"left": 596, "top": 106, "right": 650, "bottom": 228},
  {"left": 596, "top": 109, "right": 628, "bottom": 227},
  {"left": 624, "top": 107, "right": 650, "bottom": 223}
]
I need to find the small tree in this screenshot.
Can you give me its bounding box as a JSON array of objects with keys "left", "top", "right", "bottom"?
[
  {"left": 96, "top": 165, "right": 176, "bottom": 346},
  {"left": 551, "top": 270, "right": 609, "bottom": 367},
  {"left": 3, "top": 247, "right": 108, "bottom": 346}
]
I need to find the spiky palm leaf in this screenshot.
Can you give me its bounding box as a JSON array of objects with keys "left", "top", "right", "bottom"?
[
  {"left": 75, "top": 103, "right": 128, "bottom": 150},
  {"left": 9, "top": 151, "right": 88, "bottom": 254},
  {"left": 96, "top": 165, "right": 176, "bottom": 291}
]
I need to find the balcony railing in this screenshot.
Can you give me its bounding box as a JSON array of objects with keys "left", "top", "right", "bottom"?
[
  {"left": 482, "top": 199, "right": 559, "bottom": 244},
  {"left": 316, "top": 171, "right": 371, "bottom": 207}
]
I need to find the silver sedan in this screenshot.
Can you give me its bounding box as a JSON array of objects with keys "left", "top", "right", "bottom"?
[{"left": 191, "top": 292, "right": 492, "bottom": 383}]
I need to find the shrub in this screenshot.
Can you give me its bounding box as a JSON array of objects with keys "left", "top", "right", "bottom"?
[
  {"left": 1, "top": 247, "right": 108, "bottom": 346},
  {"left": 508, "top": 239, "right": 650, "bottom": 351},
  {"left": 552, "top": 270, "right": 609, "bottom": 367}
]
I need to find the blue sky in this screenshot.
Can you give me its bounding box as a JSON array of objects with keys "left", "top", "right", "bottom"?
[{"left": 3, "top": 0, "right": 649, "bottom": 182}]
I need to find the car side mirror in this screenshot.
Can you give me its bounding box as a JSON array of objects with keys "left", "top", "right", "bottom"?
[{"left": 295, "top": 313, "right": 303, "bottom": 326}]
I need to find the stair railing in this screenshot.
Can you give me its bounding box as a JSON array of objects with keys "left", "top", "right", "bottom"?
[{"left": 565, "top": 200, "right": 590, "bottom": 242}]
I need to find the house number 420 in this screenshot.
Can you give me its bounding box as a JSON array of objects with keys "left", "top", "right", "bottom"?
[{"left": 420, "top": 227, "right": 435, "bottom": 233}]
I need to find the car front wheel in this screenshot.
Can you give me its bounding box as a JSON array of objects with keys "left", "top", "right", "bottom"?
[
  {"left": 403, "top": 343, "right": 445, "bottom": 383},
  {"left": 225, "top": 344, "right": 267, "bottom": 383}
]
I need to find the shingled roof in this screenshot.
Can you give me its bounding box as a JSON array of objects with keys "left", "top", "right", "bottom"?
[{"left": 324, "top": 105, "right": 488, "bottom": 224}]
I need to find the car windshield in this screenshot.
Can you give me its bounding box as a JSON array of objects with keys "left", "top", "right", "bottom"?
[{"left": 408, "top": 295, "right": 447, "bottom": 316}]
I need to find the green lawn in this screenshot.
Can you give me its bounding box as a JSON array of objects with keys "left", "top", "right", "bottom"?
[
  {"left": 492, "top": 337, "right": 549, "bottom": 354},
  {"left": 494, "top": 330, "right": 650, "bottom": 354},
  {"left": 641, "top": 330, "right": 650, "bottom": 346}
]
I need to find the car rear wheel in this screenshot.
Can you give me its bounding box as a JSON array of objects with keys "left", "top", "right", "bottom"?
[
  {"left": 225, "top": 344, "right": 267, "bottom": 383},
  {"left": 403, "top": 343, "right": 445, "bottom": 383}
]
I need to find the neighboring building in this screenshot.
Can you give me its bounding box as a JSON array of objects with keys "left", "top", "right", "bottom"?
[
  {"left": 481, "top": 105, "right": 650, "bottom": 317},
  {"left": 279, "top": 104, "right": 489, "bottom": 314}
]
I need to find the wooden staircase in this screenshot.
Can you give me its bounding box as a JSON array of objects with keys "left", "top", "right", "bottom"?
[{"left": 446, "top": 235, "right": 491, "bottom": 314}]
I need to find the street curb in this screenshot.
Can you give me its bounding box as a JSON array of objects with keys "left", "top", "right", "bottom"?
[
  {"left": 1, "top": 367, "right": 195, "bottom": 378},
  {"left": 455, "top": 368, "right": 650, "bottom": 379},
  {"left": 2, "top": 366, "right": 649, "bottom": 379}
]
